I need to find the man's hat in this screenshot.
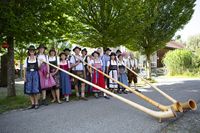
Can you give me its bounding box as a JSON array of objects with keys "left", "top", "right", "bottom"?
[
  {"left": 63, "top": 48, "right": 71, "bottom": 52},
  {"left": 105, "top": 48, "right": 111, "bottom": 52},
  {"left": 116, "top": 49, "right": 122, "bottom": 54},
  {"left": 81, "top": 48, "right": 87, "bottom": 52},
  {"left": 37, "top": 44, "right": 47, "bottom": 49},
  {"left": 73, "top": 46, "right": 81, "bottom": 51},
  {"left": 28, "top": 45, "right": 36, "bottom": 50}
]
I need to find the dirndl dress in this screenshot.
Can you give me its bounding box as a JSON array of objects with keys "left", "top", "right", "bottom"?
[
  {"left": 118, "top": 65, "right": 128, "bottom": 89},
  {"left": 60, "top": 64, "right": 72, "bottom": 95},
  {"left": 49, "top": 59, "right": 60, "bottom": 88},
  {"left": 38, "top": 63, "right": 49, "bottom": 90},
  {"left": 92, "top": 61, "right": 105, "bottom": 92},
  {"left": 24, "top": 58, "right": 40, "bottom": 95},
  {"left": 108, "top": 60, "right": 118, "bottom": 89}
]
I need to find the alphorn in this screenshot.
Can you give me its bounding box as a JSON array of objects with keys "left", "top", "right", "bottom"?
[
  {"left": 41, "top": 60, "right": 176, "bottom": 120},
  {"left": 74, "top": 55, "right": 181, "bottom": 112},
  {"left": 124, "top": 65, "right": 197, "bottom": 111}
]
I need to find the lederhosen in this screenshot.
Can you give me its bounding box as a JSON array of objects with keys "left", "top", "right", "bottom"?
[
  {"left": 108, "top": 60, "right": 118, "bottom": 89},
  {"left": 49, "top": 57, "right": 60, "bottom": 88},
  {"left": 128, "top": 59, "right": 138, "bottom": 83},
  {"left": 72, "top": 55, "right": 85, "bottom": 84},
  {"left": 24, "top": 57, "right": 40, "bottom": 95}
]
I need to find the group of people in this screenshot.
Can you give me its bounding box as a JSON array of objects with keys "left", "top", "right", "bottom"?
[{"left": 23, "top": 44, "right": 140, "bottom": 109}]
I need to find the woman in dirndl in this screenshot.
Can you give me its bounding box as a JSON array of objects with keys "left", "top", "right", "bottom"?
[
  {"left": 24, "top": 45, "right": 40, "bottom": 109},
  {"left": 117, "top": 54, "right": 128, "bottom": 94},
  {"left": 107, "top": 52, "right": 119, "bottom": 93},
  {"left": 48, "top": 48, "right": 61, "bottom": 104},
  {"left": 89, "top": 51, "right": 110, "bottom": 99},
  {"left": 59, "top": 52, "right": 72, "bottom": 102},
  {"left": 37, "top": 44, "right": 50, "bottom": 105}
]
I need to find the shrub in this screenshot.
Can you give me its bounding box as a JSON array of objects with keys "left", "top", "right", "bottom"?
[{"left": 163, "top": 49, "right": 193, "bottom": 76}]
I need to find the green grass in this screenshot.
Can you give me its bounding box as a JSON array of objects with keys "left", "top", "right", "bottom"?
[{"left": 0, "top": 95, "right": 29, "bottom": 114}]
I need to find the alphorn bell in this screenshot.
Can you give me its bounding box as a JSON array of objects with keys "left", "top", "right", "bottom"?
[
  {"left": 74, "top": 55, "right": 180, "bottom": 112},
  {"left": 124, "top": 65, "right": 197, "bottom": 112},
  {"left": 41, "top": 60, "right": 176, "bottom": 120}
]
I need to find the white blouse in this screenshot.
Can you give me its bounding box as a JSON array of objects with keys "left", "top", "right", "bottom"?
[
  {"left": 107, "top": 60, "right": 118, "bottom": 66},
  {"left": 37, "top": 54, "right": 49, "bottom": 66},
  {"left": 23, "top": 56, "right": 38, "bottom": 68},
  {"left": 48, "top": 56, "right": 60, "bottom": 65}
]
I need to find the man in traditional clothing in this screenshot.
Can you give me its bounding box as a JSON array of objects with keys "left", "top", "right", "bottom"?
[
  {"left": 101, "top": 48, "right": 111, "bottom": 88},
  {"left": 127, "top": 53, "right": 141, "bottom": 92},
  {"left": 70, "top": 46, "right": 88, "bottom": 100},
  {"left": 81, "top": 48, "right": 92, "bottom": 94}
]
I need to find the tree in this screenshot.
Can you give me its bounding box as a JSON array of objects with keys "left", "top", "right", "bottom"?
[
  {"left": 68, "top": 0, "right": 144, "bottom": 49},
  {"left": 14, "top": 42, "right": 27, "bottom": 79},
  {"left": 186, "top": 34, "right": 200, "bottom": 51},
  {"left": 127, "top": 0, "right": 195, "bottom": 79},
  {"left": 0, "top": 0, "right": 72, "bottom": 96}
]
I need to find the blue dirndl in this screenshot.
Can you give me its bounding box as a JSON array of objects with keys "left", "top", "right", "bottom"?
[
  {"left": 60, "top": 71, "right": 72, "bottom": 95},
  {"left": 24, "top": 71, "right": 40, "bottom": 95},
  {"left": 118, "top": 72, "right": 129, "bottom": 89}
]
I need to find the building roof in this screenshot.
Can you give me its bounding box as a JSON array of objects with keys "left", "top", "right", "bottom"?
[{"left": 166, "top": 41, "right": 185, "bottom": 49}]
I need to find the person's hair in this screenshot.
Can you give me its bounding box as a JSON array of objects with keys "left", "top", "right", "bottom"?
[
  {"left": 27, "top": 50, "right": 36, "bottom": 56},
  {"left": 37, "top": 47, "right": 46, "bottom": 55},
  {"left": 49, "top": 50, "right": 56, "bottom": 56}
]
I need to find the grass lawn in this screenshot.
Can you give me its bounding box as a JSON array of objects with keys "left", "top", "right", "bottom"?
[
  {"left": 0, "top": 96, "right": 29, "bottom": 114},
  {"left": 0, "top": 81, "right": 30, "bottom": 114}
]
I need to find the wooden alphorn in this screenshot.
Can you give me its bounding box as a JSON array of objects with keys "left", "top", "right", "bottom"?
[
  {"left": 73, "top": 55, "right": 182, "bottom": 112},
  {"left": 41, "top": 60, "right": 176, "bottom": 121},
  {"left": 124, "top": 65, "right": 197, "bottom": 111}
]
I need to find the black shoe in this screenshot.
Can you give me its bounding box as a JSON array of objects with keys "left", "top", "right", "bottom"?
[
  {"left": 135, "top": 89, "right": 141, "bottom": 93},
  {"left": 35, "top": 104, "right": 39, "bottom": 109},
  {"left": 81, "top": 97, "right": 88, "bottom": 101},
  {"left": 123, "top": 91, "right": 128, "bottom": 94},
  {"left": 104, "top": 96, "right": 110, "bottom": 99},
  {"left": 28, "top": 104, "right": 35, "bottom": 109},
  {"left": 117, "top": 90, "right": 122, "bottom": 94}
]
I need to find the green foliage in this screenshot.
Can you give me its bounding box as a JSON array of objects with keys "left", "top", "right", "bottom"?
[
  {"left": 126, "top": 0, "right": 195, "bottom": 79},
  {"left": 68, "top": 0, "right": 144, "bottom": 48},
  {"left": 186, "top": 34, "right": 200, "bottom": 51},
  {"left": 128, "top": 0, "right": 195, "bottom": 56},
  {"left": 163, "top": 49, "right": 197, "bottom": 76},
  {"left": 0, "top": 0, "right": 72, "bottom": 45}
]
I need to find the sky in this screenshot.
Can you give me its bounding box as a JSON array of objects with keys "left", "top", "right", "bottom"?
[{"left": 175, "top": 0, "right": 200, "bottom": 42}]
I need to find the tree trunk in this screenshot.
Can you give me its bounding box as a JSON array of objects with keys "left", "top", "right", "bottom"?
[
  {"left": 7, "top": 36, "right": 16, "bottom": 97},
  {"left": 19, "top": 59, "right": 23, "bottom": 79},
  {"left": 146, "top": 54, "right": 152, "bottom": 80},
  {"left": 0, "top": 54, "right": 8, "bottom": 87}
]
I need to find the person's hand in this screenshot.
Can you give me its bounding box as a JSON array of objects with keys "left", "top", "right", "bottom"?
[{"left": 46, "top": 73, "right": 50, "bottom": 78}]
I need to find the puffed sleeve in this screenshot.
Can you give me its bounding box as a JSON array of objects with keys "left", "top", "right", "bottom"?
[{"left": 23, "top": 58, "right": 28, "bottom": 68}]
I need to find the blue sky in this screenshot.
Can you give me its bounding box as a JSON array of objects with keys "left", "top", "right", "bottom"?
[{"left": 175, "top": 0, "right": 200, "bottom": 42}]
